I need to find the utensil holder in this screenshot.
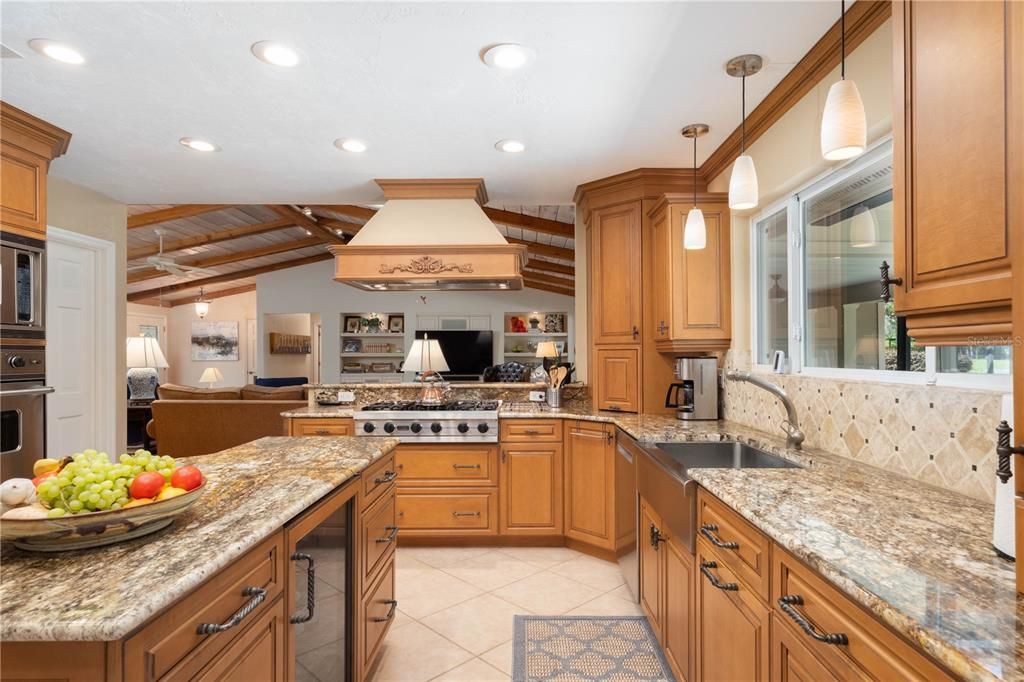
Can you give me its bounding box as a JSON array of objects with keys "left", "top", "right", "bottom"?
[{"left": 546, "top": 387, "right": 562, "bottom": 409}]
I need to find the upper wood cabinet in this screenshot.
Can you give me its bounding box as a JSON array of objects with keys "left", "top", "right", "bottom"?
[
  {"left": 649, "top": 196, "right": 731, "bottom": 352},
  {"left": 589, "top": 203, "right": 642, "bottom": 345},
  {"left": 891, "top": 0, "right": 1013, "bottom": 343},
  {"left": 0, "top": 102, "right": 71, "bottom": 240}
]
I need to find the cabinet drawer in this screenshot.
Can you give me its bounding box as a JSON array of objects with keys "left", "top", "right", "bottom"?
[
  {"left": 361, "top": 491, "right": 397, "bottom": 592},
  {"left": 697, "top": 489, "right": 770, "bottom": 600},
  {"left": 396, "top": 488, "right": 498, "bottom": 535},
  {"left": 395, "top": 444, "right": 498, "bottom": 486},
  {"left": 772, "top": 548, "right": 952, "bottom": 681},
  {"left": 289, "top": 418, "right": 354, "bottom": 436},
  {"left": 362, "top": 453, "right": 397, "bottom": 508},
  {"left": 500, "top": 419, "right": 562, "bottom": 442},
  {"left": 362, "top": 561, "right": 397, "bottom": 672},
  {"left": 770, "top": 613, "right": 840, "bottom": 682},
  {"left": 192, "top": 596, "right": 286, "bottom": 682},
  {"left": 125, "top": 532, "right": 285, "bottom": 682}
]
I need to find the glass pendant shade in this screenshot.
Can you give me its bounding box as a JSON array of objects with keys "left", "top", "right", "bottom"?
[
  {"left": 728, "top": 154, "right": 759, "bottom": 210},
  {"left": 821, "top": 79, "right": 866, "bottom": 160},
  {"left": 849, "top": 204, "right": 877, "bottom": 248},
  {"left": 683, "top": 208, "right": 707, "bottom": 250},
  {"left": 194, "top": 300, "right": 210, "bottom": 319}
]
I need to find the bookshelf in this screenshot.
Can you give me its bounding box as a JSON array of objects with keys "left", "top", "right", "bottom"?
[{"left": 340, "top": 312, "right": 406, "bottom": 382}]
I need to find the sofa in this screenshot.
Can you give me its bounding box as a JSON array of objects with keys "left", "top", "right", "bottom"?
[{"left": 147, "top": 383, "right": 307, "bottom": 458}]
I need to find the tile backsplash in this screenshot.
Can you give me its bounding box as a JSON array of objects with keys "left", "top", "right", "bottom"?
[{"left": 722, "top": 352, "right": 1006, "bottom": 502}]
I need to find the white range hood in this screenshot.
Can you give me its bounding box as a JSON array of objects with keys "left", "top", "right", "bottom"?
[{"left": 331, "top": 179, "right": 527, "bottom": 291}]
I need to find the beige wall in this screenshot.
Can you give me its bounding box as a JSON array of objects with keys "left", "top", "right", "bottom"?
[
  {"left": 264, "top": 312, "right": 314, "bottom": 380},
  {"left": 47, "top": 177, "right": 128, "bottom": 453}
]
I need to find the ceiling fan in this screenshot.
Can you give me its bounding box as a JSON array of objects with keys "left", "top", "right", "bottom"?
[{"left": 127, "top": 228, "right": 218, "bottom": 278}]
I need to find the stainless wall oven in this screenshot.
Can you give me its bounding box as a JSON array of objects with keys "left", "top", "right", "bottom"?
[
  {"left": 1, "top": 235, "right": 45, "bottom": 338},
  {"left": 0, "top": 347, "right": 51, "bottom": 480}
]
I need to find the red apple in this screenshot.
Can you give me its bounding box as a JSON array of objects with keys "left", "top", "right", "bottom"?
[
  {"left": 130, "top": 471, "right": 166, "bottom": 499},
  {"left": 32, "top": 471, "right": 57, "bottom": 487},
  {"left": 170, "top": 465, "right": 203, "bottom": 492}
]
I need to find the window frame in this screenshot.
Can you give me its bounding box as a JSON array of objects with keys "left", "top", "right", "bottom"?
[{"left": 748, "top": 137, "right": 1010, "bottom": 391}]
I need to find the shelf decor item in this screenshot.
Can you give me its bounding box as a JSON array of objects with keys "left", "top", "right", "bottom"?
[
  {"left": 543, "top": 314, "right": 566, "bottom": 333},
  {"left": 342, "top": 339, "right": 363, "bottom": 353},
  {"left": 344, "top": 316, "right": 361, "bottom": 333},
  {"left": 126, "top": 336, "right": 169, "bottom": 401},
  {"left": 269, "top": 332, "right": 311, "bottom": 354},
  {"left": 388, "top": 315, "right": 404, "bottom": 333},
  {"left": 507, "top": 315, "right": 527, "bottom": 333}
]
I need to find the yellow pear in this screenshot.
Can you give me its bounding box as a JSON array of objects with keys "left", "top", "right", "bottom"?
[{"left": 156, "top": 487, "right": 187, "bottom": 501}]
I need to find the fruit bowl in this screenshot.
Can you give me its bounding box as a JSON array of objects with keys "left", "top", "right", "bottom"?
[{"left": 0, "top": 480, "right": 206, "bottom": 552}]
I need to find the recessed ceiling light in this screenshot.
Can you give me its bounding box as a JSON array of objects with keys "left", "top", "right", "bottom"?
[
  {"left": 250, "top": 41, "right": 301, "bottom": 67},
  {"left": 481, "top": 43, "right": 534, "bottom": 70},
  {"left": 28, "top": 39, "right": 84, "bottom": 65},
  {"left": 334, "top": 138, "right": 367, "bottom": 153},
  {"left": 178, "top": 137, "right": 219, "bottom": 152},
  {"left": 495, "top": 139, "right": 526, "bottom": 153}
]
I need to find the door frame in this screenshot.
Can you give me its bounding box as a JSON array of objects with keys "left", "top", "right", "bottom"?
[{"left": 45, "top": 225, "right": 117, "bottom": 456}]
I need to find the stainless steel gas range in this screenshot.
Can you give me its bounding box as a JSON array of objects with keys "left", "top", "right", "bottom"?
[{"left": 354, "top": 400, "right": 500, "bottom": 443}]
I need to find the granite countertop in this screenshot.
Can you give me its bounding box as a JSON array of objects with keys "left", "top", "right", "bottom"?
[
  {"left": 284, "top": 405, "right": 356, "bottom": 418},
  {"left": 0, "top": 436, "right": 399, "bottom": 642},
  {"left": 309, "top": 382, "right": 548, "bottom": 389}
]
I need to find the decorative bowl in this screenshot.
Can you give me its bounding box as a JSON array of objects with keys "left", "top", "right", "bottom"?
[{"left": 0, "top": 480, "right": 206, "bottom": 552}]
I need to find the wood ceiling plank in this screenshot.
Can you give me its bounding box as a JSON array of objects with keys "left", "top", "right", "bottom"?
[
  {"left": 313, "top": 205, "right": 377, "bottom": 221},
  {"left": 526, "top": 259, "right": 575, "bottom": 276},
  {"left": 506, "top": 237, "right": 574, "bottom": 261},
  {"left": 127, "top": 237, "right": 326, "bottom": 283},
  {"left": 127, "top": 204, "right": 235, "bottom": 229},
  {"left": 522, "top": 269, "right": 575, "bottom": 288},
  {"left": 318, "top": 218, "right": 363, "bottom": 236},
  {"left": 483, "top": 207, "right": 574, "bottom": 238},
  {"left": 127, "top": 218, "right": 295, "bottom": 260},
  {"left": 127, "top": 253, "right": 333, "bottom": 302},
  {"left": 268, "top": 205, "right": 346, "bottom": 244},
  {"left": 168, "top": 283, "right": 257, "bottom": 306},
  {"left": 524, "top": 278, "right": 575, "bottom": 297}
]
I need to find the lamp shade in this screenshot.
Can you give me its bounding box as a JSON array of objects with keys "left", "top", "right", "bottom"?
[
  {"left": 535, "top": 341, "right": 559, "bottom": 358},
  {"left": 403, "top": 338, "right": 449, "bottom": 373},
  {"left": 849, "top": 204, "right": 877, "bottom": 248},
  {"left": 126, "top": 336, "right": 169, "bottom": 369},
  {"left": 820, "top": 79, "right": 866, "bottom": 161},
  {"left": 194, "top": 300, "right": 210, "bottom": 319},
  {"left": 199, "top": 367, "right": 223, "bottom": 385},
  {"left": 728, "top": 154, "right": 759, "bottom": 210},
  {"left": 683, "top": 208, "right": 706, "bottom": 250}
]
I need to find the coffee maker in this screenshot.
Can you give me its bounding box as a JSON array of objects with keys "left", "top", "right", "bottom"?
[{"left": 665, "top": 357, "right": 719, "bottom": 420}]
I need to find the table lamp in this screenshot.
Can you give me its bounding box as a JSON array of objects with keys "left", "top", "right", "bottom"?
[
  {"left": 199, "top": 367, "right": 224, "bottom": 389},
  {"left": 403, "top": 336, "right": 449, "bottom": 404},
  {"left": 126, "top": 336, "right": 169, "bottom": 401},
  {"left": 535, "top": 341, "right": 560, "bottom": 370}
]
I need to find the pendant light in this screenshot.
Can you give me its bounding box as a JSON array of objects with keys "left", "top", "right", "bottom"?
[
  {"left": 680, "top": 124, "right": 709, "bottom": 250},
  {"left": 194, "top": 287, "right": 210, "bottom": 319},
  {"left": 821, "top": 0, "right": 866, "bottom": 160},
  {"left": 849, "top": 204, "right": 877, "bottom": 248},
  {"left": 727, "top": 54, "right": 762, "bottom": 210}
]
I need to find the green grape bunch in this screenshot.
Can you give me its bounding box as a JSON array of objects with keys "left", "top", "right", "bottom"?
[{"left": 35, "top": 450, "right": 176, "bottom": 518}]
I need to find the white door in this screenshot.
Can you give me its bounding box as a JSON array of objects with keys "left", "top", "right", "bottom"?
[{"left": 46, "top": 232, "right": 114, "bottom": 458}]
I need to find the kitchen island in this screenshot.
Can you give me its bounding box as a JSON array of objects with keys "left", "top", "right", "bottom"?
[{"left": 0, "top": 435, "right": 400, "bottom": 681}]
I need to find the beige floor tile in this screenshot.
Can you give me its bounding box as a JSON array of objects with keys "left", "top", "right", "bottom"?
[
  {"left": 420, "top": 593, "right": 524, "bottom": 654},
  {"left": 493, "top": 546, "right": 582, "bottom": 568},
  {"left": 392, "top": 608, "right": 415, "bottom": 630},
  {"left": 294, "top": 592, "right": 345, "bottom": 654},
  {"left": 480, "top": 639, "right": 515, "bottom": 676},
  {"left": 549, "top": 554, "right": 625, "bottom": 591},
  {"left": 441, "top": 551, "right": 543, "bottom": 591},
  {"left": 492, "top": 571, "right": 602, "bottom": 615},
  {"left": 607, "top": 584, "right": 638, "bottom": 601},
  {"left": 296, "top": 637, "right": 346, "bottom": 682},
  {"left": 430, "top": 657, "right": 510, "bottom": 681},
  {"left": 400, "top": 546, "right": 494, "bottom": 569},
  {"left": 396, "top": 566, "right": 483, "bottom": 619},
  {"left": 564, "top": 591, "right": 645, "bottom": 617},
  {"left": 395, "top": 551, "right": 435, "bottom": 572},
  {"left": 369, "top": 622, "right": 475, "bottom": 682}
]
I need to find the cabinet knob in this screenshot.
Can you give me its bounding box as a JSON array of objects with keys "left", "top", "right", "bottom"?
[
  {"left": 632, "top": 325, "right": 639, "bottom": 339},
  {"left": 879, "top": 260, "right": 903, "bottom": 303},
  {"left": 995, "top": 421, "right": 1019, "bottom": 484}
]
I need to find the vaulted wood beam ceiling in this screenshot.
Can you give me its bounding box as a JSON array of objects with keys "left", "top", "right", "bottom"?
[
  {"left": 526, "top": 259, "right": 575, "bottom": 276},
  {"left": 127, "top": 218, "right": 295, "bottom": 260},
  {"left": 169, "top": 283, "right": 257, "bottom": 306},
  {"left": 127, "top": 253, "right": 333, "bottom": 302},
  {"left": 313, "top": 204, "right": 574, "bottom": 239},
  {"left": 505, "top": 237, "right": 574, "bottom": 261},
  {"left": 524, "top": 278, "right": 574, "bottom": 297},
  {"left": 313, "top": 205, "right": 378, "bottom": 221},
  {"left": 127, "top": 204, "right": 235, "bottom": 229},
  {"left": 522, "top": 270, "right": 574, "bottom": 289},
  {"left": 318, "top": 218, "right": 362, "bottom": 237},
  {"left": 268, "top": 205, "right": 345, "bottom": 244},
  {"left": 128, "top": 237, "right": 326, "bottom": 284}
]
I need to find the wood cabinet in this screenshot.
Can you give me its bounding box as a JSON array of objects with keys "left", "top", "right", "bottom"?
[
  {"left": 500, "top": 441, "right": 563, "bottom": 535},
  {"left": 649, "top": 196, "right": 731, "bottom": 352},
  {"left": 594, "top": 347, "right": 640, "bottom": 413},
  {"left": 891, "top": 0, "right": 1014, "bottom": 343},
  {"left": 194, "top": 598, "right": 286, "bottom": 682},
  {"left": 287, "top": 418, "right": 354, "bottom": 436},
  {"left": 590, "top": 203, "right": 643, "bottom": 345},
  {"left": 770, "top": 613, "right": 841, "bottom": 682},
  {"left": 638, "top": 497, "right": 664, "bottom": 639},
  {"left": 0, "top": 102, "right": 71, "bottom": 240},
  {"left": 563, "top": 420, "right": 617, "bottom": 552}
]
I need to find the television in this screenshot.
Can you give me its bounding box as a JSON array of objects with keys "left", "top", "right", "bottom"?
[{"left": 414, "top": 330, "right": 494, "bottom": 379}]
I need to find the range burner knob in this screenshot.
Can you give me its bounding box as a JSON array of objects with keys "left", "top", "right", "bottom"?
[
  {"left": 457, "top": 423, "right": 470, "bottom": 434},
  {"left": 384, "top": 422, "right": 396, "bottom": 434},
  {"left": 7, "top": 356, "right": 26, "bottom": 369},
  {"left": 477, "top": 423, "right": 490, "bottom": 434},
  {"left": 430, "top": 422, "right": 443, "bottom": 434},
  {"left": 410, "top": 423, "right": 422, "bottom": 434},
  {"left": 363, "top": 423, "right": 376, "bottom": 433}
]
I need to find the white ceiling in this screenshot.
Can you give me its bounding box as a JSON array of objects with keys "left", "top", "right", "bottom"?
[{"left": 1, "top": 2, "right": 838, "bottom": 205}]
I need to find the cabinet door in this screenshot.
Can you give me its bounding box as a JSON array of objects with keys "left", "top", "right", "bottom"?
[
  {"left": 696, "top": 541, "right": 769, "bottom": 682},
  {"left": 194, "top": 597, "right": 286, "bottom": 682},
  {"left": 595, "top": 347, "right": 639, "bottom": 413},
  {"left": 563, "top": 420, "right": 615, "bottom": 549},
  {"left": 669, "top": 204, "right": 731, "bottom": 347},
  {"left": 500, "top": 443, "right": 563, "bottom": 534},
  {"left": 591, "top": 203, "right": 642, "bottom": 344},
  {"left": 638, "top": 497, "right": 663, "bottom": 640},
  {"left": 663, "top": 535, "right": 694, "bottom": 682},
  {"left": 0, "top": 142, "right": 47, "bottom": 239},
  {"left": 892, "top": 0, "right": 1011, "bottom": 340},
  {"left": 770, "top": 614, "right": 840, "bottom": 682},
  {"left": 651, "top": 207, "right": 672, "bottom": 341}
]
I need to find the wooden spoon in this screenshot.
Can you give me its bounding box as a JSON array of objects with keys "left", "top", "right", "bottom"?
[{"left": 552, "top": 366, "right": 568, "bottom": 388}]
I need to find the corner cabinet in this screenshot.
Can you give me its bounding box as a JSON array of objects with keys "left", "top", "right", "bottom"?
[{"left": 891, "top": 0, "right": 1016, "bottom": 343}]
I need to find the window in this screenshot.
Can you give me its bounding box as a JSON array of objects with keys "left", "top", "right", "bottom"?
[{"left": 751, "top": 139, "right": 1009, "bottom": 388}]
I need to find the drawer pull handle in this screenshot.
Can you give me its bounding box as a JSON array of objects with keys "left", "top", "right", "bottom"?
[
  {"left": 699, "top": 560, "right": 738, "bottom": 592},
  {"left": 376, "top": 525, "right": 400, "bottom": 544},
  {"left": 879, "top": 260, "right": 903, "bottom": 303},
  {"left": 452, "top": 463, "right": 481, "bottom": 470},
  {"left": 778, "top": 595, "right": 849, "bottom": 645},
  {"left": 649, "top": 523, "right": 667, "bottom": 549},
  {"left": 570, "top": 430, "right": 608, "bottom": 440},
  {"left": 374, "top": 470, "right": 397, "bottom": 484},
  {"left": 605, "top": 405, "right": 623, "bottom": 412},
  {"left": 700, "top": 523, "right": 739, "bottom": 550},
  {"left": 452, "top": 511, "right": 481, "bottom": 518},
  {"left": 197, "top": 586, "right": 267, "bottom": 635},
  {"left": 290, "top": 552, "right": 316, "bottom": 624},
  {"left": 523, "top": 429, "right": 541, "bottom": 435},
  {"left": 371, "top": 599, "right": 399, "bottom": 623},
  {"left": 314, "top": 429, "right": 331, "bottom": 436}
]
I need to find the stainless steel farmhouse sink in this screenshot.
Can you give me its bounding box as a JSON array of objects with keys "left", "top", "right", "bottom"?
[{"left": 650, "top": 441, "right": 802, "bottom": 474}]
